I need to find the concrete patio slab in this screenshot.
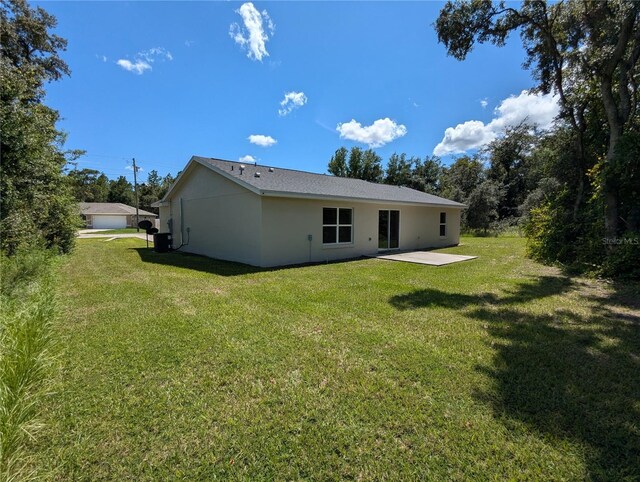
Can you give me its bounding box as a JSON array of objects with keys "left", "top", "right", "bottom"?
[{"left": 369, "top": 251, "right": 477, "bottom": 266}]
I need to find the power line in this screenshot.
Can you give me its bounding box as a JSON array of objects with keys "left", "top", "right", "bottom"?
[
  {"left": 133, "top": 158, "right": 140, "bottom": 232},
  {"left": 77, "top": 153, "right": 178, "bottom": 167},
  {"left": 77, "top": 158, "right": 178, "bottom": 171}
]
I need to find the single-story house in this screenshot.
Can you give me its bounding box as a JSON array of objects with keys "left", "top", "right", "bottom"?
[
  {"left": 153, "top": 156, "right": 465, "bottom": 267},
  {"left": 79, "top": 203, "right": 157, "bottom": 229}
]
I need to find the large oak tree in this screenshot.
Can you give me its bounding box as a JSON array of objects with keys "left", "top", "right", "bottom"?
[{"left": 435, "top": 0, "right": 640, "bottom": 237}]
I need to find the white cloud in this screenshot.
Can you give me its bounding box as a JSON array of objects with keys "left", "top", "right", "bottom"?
[
  {"left": 125, "top": 164, "right": 144, "bottom": 172},
  {"left": 480, "top": 98, "right": 488, "bottom": 108},
  {"left": 229, "top": 2, "right": 275, "bottom": 62},
  {"left": 239, "top": 155, "right": 256, "bottom": 163},
  {"left": 248, "top": 134, "right": 277, "bottom": 147},
  {"left": 117, "top": 59, "right": 151, "bottom": 75},
  {"left": 433, "top": 120, "right": 498, "bottom": 156},
  {"left": 489, "top": 90, "right": 559, "bottom": 131},
  {"left": 116, "top": 47, "right": 173, "bottom": 75},
  {"left": 336, "top": 118, "right": 407, "bottom": 148},
  {"left": 184, "top": 40, "right": 195, "bottom": 47},
  {"left": 433, "top": 90, "right": 559, "bottom": 156},
  {"left": 278, "top": 91, "right": 307, "bottom": 116}
]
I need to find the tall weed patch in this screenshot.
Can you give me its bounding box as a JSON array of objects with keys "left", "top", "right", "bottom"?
[{"left": 1, "top": 251, "right": 57, "bottom": 481}]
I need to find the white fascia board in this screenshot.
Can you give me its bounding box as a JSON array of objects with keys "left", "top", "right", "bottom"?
[{"left": 259, "top": 190, "right": 466, "bottom": 208}]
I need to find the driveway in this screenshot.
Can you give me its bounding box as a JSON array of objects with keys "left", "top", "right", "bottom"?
[
  {"left": 77, "top": 232, "right": 152, "bottom": 241},
  {"left": 78, "top": 229, "right": 112, "bottom": 234}
]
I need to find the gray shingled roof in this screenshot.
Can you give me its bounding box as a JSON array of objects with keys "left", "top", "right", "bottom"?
[
  {"left": 79, "top": 203, "right": 156, "bottom": 216},
  {"left": 192, "top": 156, "right": 465, "bottom": 207}
]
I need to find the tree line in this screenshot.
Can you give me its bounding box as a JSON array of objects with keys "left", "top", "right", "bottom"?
[
  {"left": 327, "top": 122, "right": 546, "bottom": 235},
  {"left": 67, "top": 169, "right": 175, "bottom": 214}
]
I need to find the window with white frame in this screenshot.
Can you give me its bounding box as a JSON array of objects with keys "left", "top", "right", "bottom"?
[
  {"left": 323, "top": 207, "right": 353, "bottom": 244},
  {"left": 439, "top": 212, "right": 447, "bottom": 237}
]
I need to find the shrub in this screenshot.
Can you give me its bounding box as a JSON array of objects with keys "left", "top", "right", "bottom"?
[
  {"left": 522, "top": 201, "right": 576, "bottom": 265},
  {"left": 601, "top": 232, "right": 640, "bottom": 279}
]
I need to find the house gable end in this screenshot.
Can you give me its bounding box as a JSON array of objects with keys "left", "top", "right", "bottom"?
[{"left": 160, "top": 156, "right": 260, "bottom": 203}]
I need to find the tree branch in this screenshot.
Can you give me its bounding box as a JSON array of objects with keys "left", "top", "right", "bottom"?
[{"left": 601, "top": 6, "right": 638, "bottom": 77}]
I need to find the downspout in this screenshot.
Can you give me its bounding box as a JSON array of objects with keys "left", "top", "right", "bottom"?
[{"left": 173, "top": 197, "right": 190, "bottom": 251}]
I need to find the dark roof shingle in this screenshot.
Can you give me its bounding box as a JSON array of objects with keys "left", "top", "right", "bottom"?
[{"left": 194, "top": 157, "right": 465, "bottom": 207}]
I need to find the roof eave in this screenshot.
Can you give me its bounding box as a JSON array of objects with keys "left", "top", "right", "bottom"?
[
  {"left": 162, "top": 156, "right": 466, "bottom": 209},
  {"left": 260, "top": 190, "right": 465, "bottom": 208}
]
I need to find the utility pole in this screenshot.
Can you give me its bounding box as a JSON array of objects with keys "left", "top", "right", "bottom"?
[{"left": 133, "top": 158, "right": 140, "bottom": 232}]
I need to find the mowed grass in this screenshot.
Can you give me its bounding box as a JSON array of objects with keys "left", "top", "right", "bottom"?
[{"left": 32, "top": 237, "right": 639, "bottom": 480}]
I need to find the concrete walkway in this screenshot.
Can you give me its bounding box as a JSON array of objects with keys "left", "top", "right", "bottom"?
[
  {"left": 77, "top": 232, "right": 151, "bottom": 241},
  {"left": 370, "top": 251, "right": 477, "bottom": 266}
]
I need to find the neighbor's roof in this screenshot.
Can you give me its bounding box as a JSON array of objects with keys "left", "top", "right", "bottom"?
[
  {"left": 161, "top": 156, "right": 465, "bottom": 208},
  {"left": 79, "top": 203, "right": 156, "bottom": 216}
]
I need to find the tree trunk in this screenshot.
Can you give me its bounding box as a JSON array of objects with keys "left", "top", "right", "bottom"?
[
  {"left": 604, "top": 136, "right": 620, "bottom": 240},
  {"left": 573, "top": 175, "right": 584, "bottom": 222},
  {"left": 572, "top": 133, "right": 586, "bottom": 222},
  {"left": 600, "top": 79, "right": 623, "bottom": 239},
  {"left": 628, "top": 204, "right": 639, "bottom": 233},
  {"left": 604, "top": 185, "right": 619, "bottom": 239}
]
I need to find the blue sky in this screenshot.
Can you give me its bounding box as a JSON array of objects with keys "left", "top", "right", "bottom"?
[{"left": 39, "top": 1, "right": 559, "bottom": 183}]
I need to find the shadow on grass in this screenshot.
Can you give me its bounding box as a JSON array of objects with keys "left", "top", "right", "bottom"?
[
  {"left": 390, "top": 276, "right": 640, "bottom": 479},
  {"left": 389, "top": 275, "right": 573, "bottom": 310},
  {"left": 130, "top": 247, "right": 365, "bottom": 277},
  {"left": 472, "top": 306, "right": 640, "bottom": 480}
]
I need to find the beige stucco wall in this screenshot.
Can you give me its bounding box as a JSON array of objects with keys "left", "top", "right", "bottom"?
[
  {"left": 158, "top": 206, "right": 171, "bottom": 232},
  {"left": 260, "top": 196, "right": 461, "bottom": 267},
  {"left": 162, "top": 162, "right": 262, "bottom": 266}
]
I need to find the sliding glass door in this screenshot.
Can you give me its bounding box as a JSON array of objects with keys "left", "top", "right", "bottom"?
[{"left": 378, "top": 210, "right": 399, "bottom": 249}]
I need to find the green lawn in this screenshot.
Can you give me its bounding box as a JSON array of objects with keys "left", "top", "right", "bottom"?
[{"left": 33, "top": 237, "right": 639, "bottom": 480}]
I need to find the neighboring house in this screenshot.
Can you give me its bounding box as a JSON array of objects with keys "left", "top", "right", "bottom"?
[
  {"left": 153, "top": 156, "right": 465, "bottom": 267},
  {"left": 79, "top": 203, "right": 157, "bottom": 229}
]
